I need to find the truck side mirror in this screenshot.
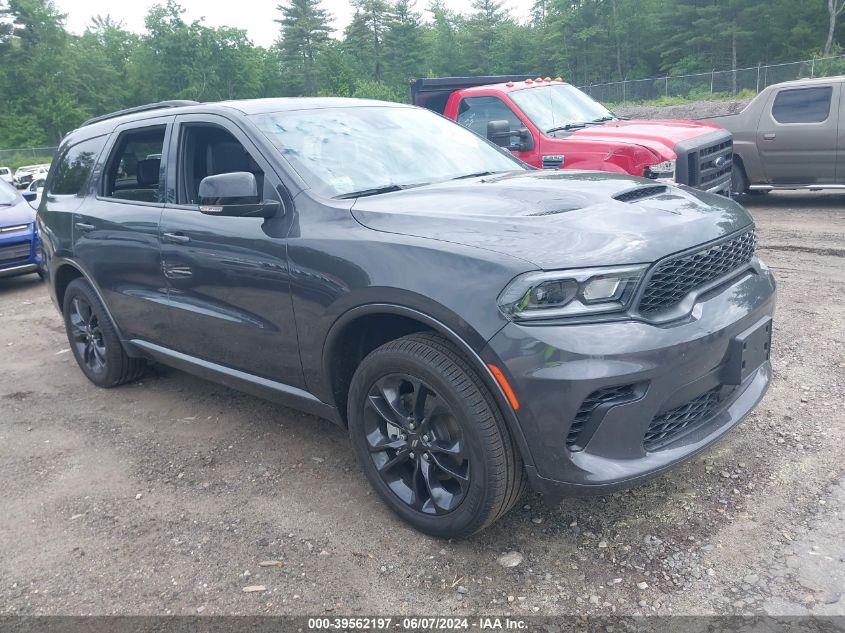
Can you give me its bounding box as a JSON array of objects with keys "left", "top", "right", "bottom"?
[
  {"left": 487, "top": 120, "right": 512, "bottom": 148},
  {"left": 487, "top": 120, "right": 535, "bottom": 153}
]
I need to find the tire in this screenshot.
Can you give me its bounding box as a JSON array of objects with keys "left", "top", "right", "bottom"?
[
  {"left": 731, "top": 163, "right": 749, "bottom": 198},
  {"left": 62, "top": 278, "right": 146, "bottom": 388},
  {"left": 347, "top": 332, "right": 527, "bottom": 538}
]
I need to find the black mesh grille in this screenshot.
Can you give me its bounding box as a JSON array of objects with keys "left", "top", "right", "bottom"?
[
  {"left": 567, "top": 384, "right": 636, "bottom": 448},
  {"left": 638, "top": 229, "right": 756, "bottom": 317},
  {"left": 644, "top": 388, "right": 721, "bottom": 451},
  {"left": 613, "top": 185, "right": 668, "bottom": 203}
]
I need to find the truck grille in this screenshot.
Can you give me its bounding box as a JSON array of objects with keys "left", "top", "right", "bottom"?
[
  {"left": 567, "top": 384, "right": 637, "bottom": 449},
  {"left": 0, "top": 241, "right": 32, "bottom": 263},
  {"left": 694, "top": 140, "right": 733, "bottom": 192},
  {"left": 638, "top": 229, "right": 756, "bottom": 317},
  {"left": 644, "top": 388, "right": 721, "bottom": 451},
  {"left": 675, "top": 133, "right": 733, "bottom": 194}
]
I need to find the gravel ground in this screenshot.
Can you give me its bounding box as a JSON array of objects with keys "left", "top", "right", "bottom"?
[
  {"left": 0, "top": 193, "right": 843, "bottom": 617},
  {"left": 616, "top": 98, "right": 751, "bottom": 120}
]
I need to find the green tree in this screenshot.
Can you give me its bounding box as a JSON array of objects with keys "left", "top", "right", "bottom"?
[
  {"left": 345, "top": 0, "right": 392, "bottom": 81},
  {"left": 275, "top": 0, "right": 332, "bottom": 95},
  {"left": 383, "top": 0, "right": 427, "bottom": 86}
]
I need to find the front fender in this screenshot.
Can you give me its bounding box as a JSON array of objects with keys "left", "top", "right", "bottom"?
[{"left": 321, "top": 302, "right": 537, "bottom": 471}]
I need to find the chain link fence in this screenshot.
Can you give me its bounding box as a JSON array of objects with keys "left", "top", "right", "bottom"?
[
  {"left": 580, "top": 55, "right": 845, "bottom": 105},
  {"left": 0, "top": 146, "right": 58, "bottom": 172}
]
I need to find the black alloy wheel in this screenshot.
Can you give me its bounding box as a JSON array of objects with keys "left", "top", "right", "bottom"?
[
  {"left": 67, "top": 295, "right": 108, "bottom": 376},
  {"left": 62, "top": 278, "right": 147, "bottom": 388},
  {"left": 348, "top": 333, "right": 527, "bottom": 538},
  {"left": 363, "top": 373, "right": 470, "bottom": 515}
]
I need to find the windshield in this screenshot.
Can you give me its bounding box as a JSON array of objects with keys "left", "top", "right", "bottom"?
[
  {"left": 251, "top": 106, "right": 525, "bottom": 198},
  {"left": 0, "top": 180, "right": 18, "bottom": 205},
  {"left": 510, "top": 84, "right": 614, "bottom": 133}
]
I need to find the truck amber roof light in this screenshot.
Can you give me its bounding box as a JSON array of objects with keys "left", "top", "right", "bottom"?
[
  {"left": 535, "top": 76, "right": 543, "bottom": 82},
  {"left": 555, "top": 77, "right": 563, "bottom": 82},
  {"left": 525, "top": 78, "right": 533, "bottom": 84},
  {"left": 487, "top": 364, "right": 520, "bottom": 411},
  {"left": 544, "top": 76, "right": 552, "bottom": 82},
  {"left": 506, "top": 81, "right": 514, "bottom": 87}
]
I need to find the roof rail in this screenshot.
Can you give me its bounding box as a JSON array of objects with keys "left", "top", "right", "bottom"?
[{"left": 81, "top": 100, "right": 200, "bottom": 127}]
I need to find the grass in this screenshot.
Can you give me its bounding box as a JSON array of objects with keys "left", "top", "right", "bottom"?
[
  {"left": 0, "top": 154, "right": 54, "bottom": 172},
  {"left": 606, "top": 89, "right": 757, "bottom": 110}
]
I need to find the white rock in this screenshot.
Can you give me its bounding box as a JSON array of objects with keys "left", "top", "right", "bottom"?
[{"left": 497, "top": 551, "right": 523, "bottom": 567}]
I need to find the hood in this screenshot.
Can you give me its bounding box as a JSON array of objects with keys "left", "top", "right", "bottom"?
[
  {"left": 565, "top": 119, "right": 721, "bottom": 158},
  {"left": 0, "top": 199, "right": 36, "bottom": 230},
  {"left": 351, "top": 170, "right": 752, "bottom": 271}
]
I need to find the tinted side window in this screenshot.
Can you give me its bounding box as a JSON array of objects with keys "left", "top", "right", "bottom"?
[
  {"left": 48, "top": 137, "right": 103, "bottom": 196},
  {"left": 104, "top": 127, "right": 166, "bottom": 203},
  {"left": 457, "top": 96, "right": 524, "bottom": 137},
  {"left": 177, "top": 124, "right": 264, "bottom": 206},
  {"left": 771, "top": 87, "right": 833, "bottom": 124}
]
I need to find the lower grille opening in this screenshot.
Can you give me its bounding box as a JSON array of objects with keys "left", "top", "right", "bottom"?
[
  {"left": 0, "top": 241, "right": 32, "bottom": 264},
  {"left": 567, "top": 384, "right": 637, "bottom": 449},
  {"left": 644, "top": 388, "right": 721, "bottom": 451}
]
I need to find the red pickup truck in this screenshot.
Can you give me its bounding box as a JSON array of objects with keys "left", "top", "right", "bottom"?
[{"left": 410, "top": 76, "right": 733, "bottom": 196}]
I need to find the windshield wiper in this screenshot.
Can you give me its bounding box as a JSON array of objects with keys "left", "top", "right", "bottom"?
[
  {"left": 589, "top": 116, "right": 615, "bottom": 123},
  {"left": 546, "top": 123, "right": 587, "bottom": 133},
  {"left": 451, "top": 171, "right": 496, "bottom": 180},
  {"left": 335, "top": 184, "right": 408, "bottom": 199}
]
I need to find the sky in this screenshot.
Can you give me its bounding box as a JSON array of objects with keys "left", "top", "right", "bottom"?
[{"left": 53, "top": 0, "right": 533, "bottom": 48}]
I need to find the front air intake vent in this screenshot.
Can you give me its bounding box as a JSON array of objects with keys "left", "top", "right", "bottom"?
[{"left": 613, "top": 185, "right": 668, "bottom": 203}]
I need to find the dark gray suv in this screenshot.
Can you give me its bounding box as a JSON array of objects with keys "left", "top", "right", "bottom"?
[{"left": 37, "top": 98, "right": 776, "bottom": 538}]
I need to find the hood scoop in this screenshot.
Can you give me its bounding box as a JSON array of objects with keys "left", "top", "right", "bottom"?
[{"left": 613, "top": 185, "right": 668, "bottom": 203}]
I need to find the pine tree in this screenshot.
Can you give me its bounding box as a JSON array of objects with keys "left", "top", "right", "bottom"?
[
  {"left": 275, "top": 0, "right": 332, "bottom": 96},
  {"left": 464, "top": 0, "right": 507, "bottom": 75},
  {"left": 384, "top": 0, "right": 426, "bottom": 86},
  {"left": 345, "top": 0, "right": 393, "bottom": 81}
]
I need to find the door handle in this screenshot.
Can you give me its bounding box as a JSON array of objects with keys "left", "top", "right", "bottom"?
[
  {"left": 162, "top": 232, "right": 190, "bottom": 244},
  {"left": 75, "top": 222, "right": 96, "bottom": 232},
  {"left": 763, "top": 133, "right": 776, "bottom": 140}
]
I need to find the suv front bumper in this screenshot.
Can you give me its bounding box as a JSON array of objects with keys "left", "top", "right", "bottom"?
[{"left": 483, "top": 260, "right": 776, "bottom": 502}]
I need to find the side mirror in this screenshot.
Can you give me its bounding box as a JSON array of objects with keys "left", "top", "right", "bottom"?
[
  {"left": 487, "top": 120, "right": 535, "bottom": 152},
  {"left": 487, "top": 120, "right": 512, "bottom": 148},
  {"left": 22, "top": 191, "right": 37, "bottom": 203},
  {"left": 198, "top": 172, "right": 278, "bottom": 219}
]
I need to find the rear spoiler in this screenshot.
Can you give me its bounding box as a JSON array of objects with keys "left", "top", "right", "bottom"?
[{"left": 410, "top": 76, "right": 532, "bottom": 114}]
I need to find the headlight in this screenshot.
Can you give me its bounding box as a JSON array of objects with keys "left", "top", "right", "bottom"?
[
  {"left": 498, "top": 265, "right": 647, "bottom": 321},
  {"left": 645, "top": 159, "right": 676, "bottom": 181}
]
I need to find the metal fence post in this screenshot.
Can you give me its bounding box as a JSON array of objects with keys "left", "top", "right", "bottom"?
[
  {"left": 756, "top": 63, "right": 761, "bottom": 93},
  {"left": 710, "top": 70, "right": 714, "bottom": 94},
  {"left": 811, "top": 57, "right": 815, "bottom": 78}
]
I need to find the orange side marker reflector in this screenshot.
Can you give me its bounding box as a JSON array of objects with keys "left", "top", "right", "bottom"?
[{"left": 487, "top": 364, "right": 520, "bottom": 411}]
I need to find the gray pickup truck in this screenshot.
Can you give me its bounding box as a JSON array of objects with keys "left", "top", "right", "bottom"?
[{"left": 710, "top": 76, "right": 844, "bottom": 195}]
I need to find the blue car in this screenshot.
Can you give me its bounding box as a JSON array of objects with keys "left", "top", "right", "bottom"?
[{"left": 0, "top": 179, "right": 41, "bottom": 279}]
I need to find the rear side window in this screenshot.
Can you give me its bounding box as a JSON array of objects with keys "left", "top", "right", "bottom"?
[
  {"left": 49, "top": 137, "right": 103, "bottom": 196},
  {"left": 771, "top": 87, "right": 833, "bottom": 124},
  {"left": 104, "top": 126, "right": 166, "bottom": 203}
]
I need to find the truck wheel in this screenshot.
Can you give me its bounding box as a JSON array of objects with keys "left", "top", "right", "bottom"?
[
  {"left": 731, "top": 164, "right": 749, "bottom": 197},
  {"left": 62, "top": 278, "right": 147, "bottom": 388},
  {"left": 347, "top": 332, "right": 526, "bottom": 538}
]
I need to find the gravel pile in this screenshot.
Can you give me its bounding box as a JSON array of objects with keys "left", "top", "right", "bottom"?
[{"left": 615, "top": 98, "right": 752, "bottom": 121}]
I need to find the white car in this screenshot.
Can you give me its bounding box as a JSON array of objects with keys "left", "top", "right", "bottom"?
[
  {"left": 24, "top": 177, "right": 46, "bottom": 208},
  {"left": 0, "top": 166, "right": 13, "bottom": 184},
  {"left": 14, "top": 164, "right": 49, "bottom": 189}
]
